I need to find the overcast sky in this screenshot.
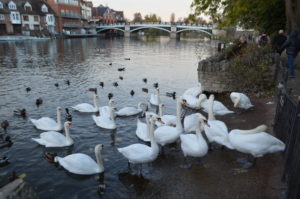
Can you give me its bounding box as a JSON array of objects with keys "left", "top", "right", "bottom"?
[{"left": 91, "top": 0, "right": 194, "bottom": 21}]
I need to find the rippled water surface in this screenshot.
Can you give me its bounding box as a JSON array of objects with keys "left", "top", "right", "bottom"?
[{"left": 0, "top": 37, "right": 214, "bottom": 198}]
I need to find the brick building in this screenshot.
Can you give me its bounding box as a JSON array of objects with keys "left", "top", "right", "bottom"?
[{"left": 92, "top": 5, "right": 124, "bottom": 24}]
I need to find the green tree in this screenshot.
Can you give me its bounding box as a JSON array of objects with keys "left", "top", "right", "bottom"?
[
  {"left": 144, "top": 14, "right": 160, "bottom": 22},
  {"left": 133, "top": 12, "right": 143, "bottom": 22},
  {"left": 191, "top": 0, "right": 287, "bottom": 33}
]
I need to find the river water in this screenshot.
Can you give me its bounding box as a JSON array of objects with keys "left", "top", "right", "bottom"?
[{"left": 0, "top": 37, "right": 215, "bottom": 199}]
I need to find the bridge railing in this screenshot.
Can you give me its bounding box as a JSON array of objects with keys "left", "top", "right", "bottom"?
[{"left": 96, "top": 22, "right": 213, "bottom": 28}]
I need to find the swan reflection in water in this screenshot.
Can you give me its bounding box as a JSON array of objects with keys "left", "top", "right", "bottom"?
[{"left": 118, "top": 172, "right": 150, "bottom": 196}]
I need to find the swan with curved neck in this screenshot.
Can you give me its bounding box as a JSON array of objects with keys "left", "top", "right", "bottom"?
[
  {"left": 30, "top": 107, "right": 63, "bottom": 131},
  {"left": 118, "top": 115, "right": 160, "bottom": 172},
  {"left": 199, "top": 94, "right": 234, "bottom": 116},
  {"left": 230, "top": 92, "right": 254, "bottom": 110},
  {"left": 229, "top": 124, "right": 285, "bottom": 162},
  {"left": 32, "top": 121, "right": 73, "bottom": 147},
  {"left": 183, "top": 82, "right": 203, "bottom": 97},
  {"left": 93, "top": 100, "right": 116, "bottom": 129},
  {"left": 55, "top": 144, "right": 104, "bottom": 175},
  {"left": 72, "top": 93, "right": 99, "bottom": 113},
  {"left": 180, "top": 113, "right": 209, "bottom": 167},
  {"left": 154, "top": 97, "right": 185, "bottom": 147},
  {"left": 150, "top": 88, "right": 160, "bottom": 106},
  {"left": 182, "top": 93, "right": 206, "bottom": 109},
  {"left": 156, "top": 104, "right": 177, "bottom": 127},
  {"left": 116, "top": 102, "right": 148, "bottom": 116},
  {"left": 204, "top": 94, "right": 233, "bottom": 149}
]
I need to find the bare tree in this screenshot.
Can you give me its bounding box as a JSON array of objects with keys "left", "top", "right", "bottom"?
[{"left": 170, "top": 13, "right": 175, "bottom": 23}]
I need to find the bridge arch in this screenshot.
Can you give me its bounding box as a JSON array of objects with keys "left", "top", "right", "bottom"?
[
  {"left": 176, "top": 28, "right": 212, "bottom": 36},
  {"left": 130, "top": 26, "right": 171, "bottom": 33},
  {"left": 97, "top": 28, "right": 125, "bottom": 33}
]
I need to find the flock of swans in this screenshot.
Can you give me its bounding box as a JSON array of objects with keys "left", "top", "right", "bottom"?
[{"left": 29, "top": 82, "right": 285, "bottom": 176}]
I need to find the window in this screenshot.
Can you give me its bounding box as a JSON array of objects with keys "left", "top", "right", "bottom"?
[
  {"left": 15, "top": 13, "right": 19, "bottom": 20},
  {"left": 0, "top": 14, "right": 4, "bottom": 20},
  {"left": 61, "top": 9, "right": 65, "bottom": 16},
  {"left": 24, "top": 2, "right": 32, "bottom": 11},
  {"left": 41, "top": 4, "right": 48, "bottom": 13},
  {"left": 23, "top": 15, "right": 29, "bottom": 21},
  {"left": 0, "top": 2, "right": 3, "bottom": 9},
  {"left": 34, "top": 15, "right": 39, "bottom": 22},
  {"left": 8, "top": 1, "right": 16, "bottom": 10}
]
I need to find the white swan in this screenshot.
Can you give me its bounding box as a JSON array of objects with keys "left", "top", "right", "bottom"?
[
  {"left": 155, "top": 104, "right": 176, "bottom": 127},
  {"left": 71, "top": 93, "right": 99, "bottom": 113},
  {"left": 204, "top": 95, "right": 234, "bottom": 149},
  {"left": 116, "top": 102, "right": 148, "bottom": 116},
  {"left": 99, "top": 99, "right": 115, "bottom": 118},
  {"left": 150, "top": 88, "right": 160, "bottom": 106},
  {"left": 199, "top": 94, "right": 234, "bottom": 116},
  {"left": 55, "top": 144, "right": 104, "bottom": 175},
  {"left": 136, "top": 112, "right": 158, "bottom": 142},
  {"left": 230, "top": 92, "right": 254, "bottom": 110},
  {"left": 93, "top": 101, "right": 116, "bottom": 129},
  {"left": 30, "top": 107, "right": 63, "bottom": 131},
  {"left": 118, "top": 116, "right": 160, "bottom": 165},
  {"left": 32, "top": 121, "right": 73, "bottom": 147},
  {"left": 154, "top": 97, "right": 185, "bottom": 147},
  {"left": 183, "top": 82, "right": 202, "bottom": 98},
  {"left": 182, "top": 94, "right": 203, "bottom": 109},
  {"left": 180, "top": 113, "right": 208, "bottom": 160},
  {"left": 228, "top": 125, "right": 285, "bottom": 158}
]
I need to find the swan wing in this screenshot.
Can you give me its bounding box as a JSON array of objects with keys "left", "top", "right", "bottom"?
[
  {"left": 213, "top": 101, "right": 234, "bottom": 115},
  {"left": 116, "top": 107, "right": 142, "bottom": 116},
  {"left": 34, "top": 131, "right": 68, "bottom": 147},
  {"left": 57, "top": 153, "right": 100, "bottom": 175},
  {"left": 99, "top": 106, "right": 110, "bottom": 117},
  {"left": 239, "top": 93, "right": 254, "bottom": 109},
  {"left": 154, "top": 126, "right": 178, "bottom": 146},
  {"left": 118, "top": 143, "right": 153, "bottom": 163},
  {"left": 136, "top": 119, "right": 150, "bottom": 142},
  {"left": 184, "top": 113, "right": 198, "bottom": 133},
  {"left": 161, "top": 115, "right": 176, "bottom": 126},
  {"left": 180, "top": 134, "right": 208, "bottom": 157},
  {"left": 150, "top": 94, "right": 159, "bottom": 105},
  {"left": 92, "top": 115, "right": 115, "bottom": 129},
  {"left": 183, "top": 87, "right": 201, "bottom": 98},
  {"left": 229, "top": 131, "right": 285, "bottom": 157},
  {"left": 30, "top": 117, "right": 60, "bottom": 131},
  {"left": 72, "top": 103, "right": 97, "bottom": 113}
]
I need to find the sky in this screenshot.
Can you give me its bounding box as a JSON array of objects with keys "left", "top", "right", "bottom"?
[{"left": 91, "top": 0, "right": 194, "bottom": 21}]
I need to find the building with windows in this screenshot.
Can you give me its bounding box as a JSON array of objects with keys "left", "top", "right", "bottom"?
[
  {"left": 0, "top": 0, "right": 56, "bottom": 35},
  {"left": 92, "top": 5, "right": 124, "bottom": 24}
]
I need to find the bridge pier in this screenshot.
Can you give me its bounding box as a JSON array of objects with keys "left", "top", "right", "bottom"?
[
  {"left": 170, "top": 32, "right": 179, "bottom": 39},
  {"left": 125, "top": 24, "right": 130, "bottom": 37}
]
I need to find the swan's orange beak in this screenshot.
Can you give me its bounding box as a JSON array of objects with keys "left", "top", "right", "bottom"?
[
  {"left": 204, "top": 120, "right": 210, "bottom": 127},
  {"left": 183, "top": 99, "right": 189, "bottom": 105},
  {"left": 157, "top": 118, "right": 165, "bottom": 124}
]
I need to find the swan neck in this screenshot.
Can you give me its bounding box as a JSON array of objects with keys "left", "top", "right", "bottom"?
[
  {"left": 158, "top": 106, "right": 163, "bottom": 117},
  {"left": 109, "top": 107, "right": 116, "bottom": 127},
  {"left": 146, "top": 116, "right": 151, "bottom": 137},
  {"left": 208, "top": 97, "right": 215, "bottom": 121},
  {"left": 95, "top": 148, "right": 104, "bottom": 172},
  {"left": 64, "top": 125, "right": 73, "bottom": 144},
  {"left": 57, "top": 110, "right": 62, "bottom": 128},
  {"left": 149, "top": 119, "right": 157, "bottom": 147},
  {"left": 239, "top": 125, "right": 267, "bottom": 135},
  {"left": 195, "top": 120, "right": 205, "bottom": 138},
  {"left": 176, "top": 100, "right": 183, "bottom": 132},
  {"left": 93, "top": 94, "right": 98, "bottom": 108},
  {"left": 234, "top": 94, "right": 241, "bottom": 107}
]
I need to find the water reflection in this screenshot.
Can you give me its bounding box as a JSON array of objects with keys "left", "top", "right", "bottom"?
[{"left": 0, "top": 37, "right": 214, "bottom": 199}]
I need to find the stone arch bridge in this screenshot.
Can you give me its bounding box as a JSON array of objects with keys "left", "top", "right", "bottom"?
[{"left": 96, "top": 23, "right": 213, "bottom": 39}]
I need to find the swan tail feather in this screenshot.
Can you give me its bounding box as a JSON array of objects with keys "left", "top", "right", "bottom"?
[{"left": 32, "top": 138, "right": 46, "bottom": 146}]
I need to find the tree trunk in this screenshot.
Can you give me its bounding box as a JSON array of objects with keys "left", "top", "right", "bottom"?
[{"left": 285, "top": 0, "right": 300, "bottom": 33}]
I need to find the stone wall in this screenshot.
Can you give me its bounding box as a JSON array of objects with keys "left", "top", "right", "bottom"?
[
  {"left": 198, "top": 54, "right": 276, "bottom": 93},
  {"left": 198, "top": 55, "right": 235, "bottom": 93}
]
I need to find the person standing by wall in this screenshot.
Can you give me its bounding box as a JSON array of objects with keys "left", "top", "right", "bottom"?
[
  {"left": 256, "top": 33, "right": 270, "bottom": 48},
  {"left": 272, "top": 29, "right": 287, "bottom": 54},
  {"left": 280, "top": 30, "right": 300, "bottom": 78}
]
